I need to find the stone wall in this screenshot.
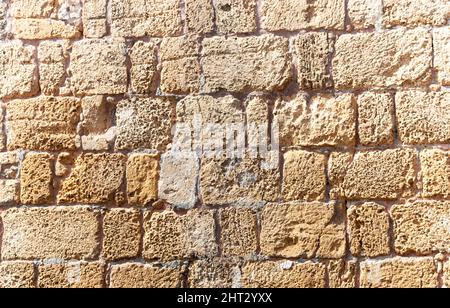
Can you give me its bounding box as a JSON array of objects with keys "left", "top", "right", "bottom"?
[{"left": 0, "top": 0, "right": 449, "bottom": 288}]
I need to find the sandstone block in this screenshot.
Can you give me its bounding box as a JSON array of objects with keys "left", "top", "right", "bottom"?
[
  {"left": 274, "top": 94, "right": 356, "bottom": 148},
  {"left": 261, "top": 0, "right": 345, "bottom": 31},
  {"left": 242, "top": 261, "right": 326, "bottom": 288},
  {"left": 420, "top": 149, "right": 450, "bottom": 198},
  {"left": 6, "top": 96, "right": 81, "bottom": 151},
  {"left": 392, "top": 201, "right": 450, "bottom": 255},
  {"left": 396, "top": 90, "right": 450, "bottom": 144},
  {"left": 69, "top": 39, "right": 127, "bottom": 95},
  {"left": 130, "top": 41, "right": 157, "bottom": 94},
  {"left": 38, "top": 41, "right": 66, "bottom": 95},
  {"left": 0, "top": 180, "right": 19, "bottom": 205},
  {"left": 357, "top": 92, "right": 395, "bottom": 146},
  {"left": 115, "top": 98, "right": 176, "bottom": 151},
  {"left": 282, "top": 150, "right": 327, "bottom": 201},
  {"left": 185, "top": 0, "right": 214, "bottom": 34},
  {"left": 1, "top": 207, "right": 100, "bottom": 260},
  {"left": 260, "top": 202, "right": 346, "bottom": 259},
  {"left": 0, "top": 262, "right": 35, "bottom": 288},
  {"left": 220, "top": 208, "right": 257, "bottom": 257},
  {"left": 58, "top": 153, "right": 126, "bottom": 205},
  {"left": 188, "top": 259, "right": 240, "bottom": 288},
  {"left": 83, "top": 0, "right": 107, "bottom": 38},
  {"left": 329, "top": 149, "right": 417, "bottom": 200},
  {"left": 201, "top": 35, "right": 291, "bottom": 93},
  {"left": 20, "top": 153, "right": 53, "bottom": 205},
  {"left": 103, "top": 209, "right": 141, "bottom": 261},
  {"left": 328, "top": 260, "right": 357, "bottom": 288},
  {"left": 214, "top": 0, "right": 256, "bottom": 34},
  {"left": 347, "top": 203, "right": 390, "bottom": 257},
  {"left": 360, "top": 257, "right": 438, "bottom": 288},
  {"left": 348, "top": 0, "right": 382, "bottom": 30},
  {"left": 143, "top": 210, "right": 217, "bottom": 261},
  {"left": 127, "top": 154, "right": 159, "bottom": 206},
  {"left": 333, "top": 29, "right": 432, "bottom": 89},
  {"left": 434, "top": 28, "right": 450, "bottom": 86},
  {"left": 110, "top": 263, "right": 182, "bottom": 288},
  {"left": 38, "top": 262, "right": 105, "bottom": 288}
]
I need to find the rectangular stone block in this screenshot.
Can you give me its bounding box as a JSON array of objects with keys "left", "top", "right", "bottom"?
[
  {"left": 261, "top": 0, "right": 345, "bottom": 31},
  {"left": 348, "top": 0, "right": 382, "bottom": 30},
  {"left": 69, "top": 39, "right": 127, "bottom": 95},
  {"left": 83, "top": 0, "right": 107, "bottom": 38},
  {"left": 143, "top": 210, "right": 217, "bottom": 261},
  {"left": 111, "top": 0, "right": 182, "bottom": 37},
  {"left": 214, "top": 0, "right": 256, "bottom": 34},
  {"left": 127, "top": 153, "right": 159, "bottom": 206},
  {"left": 0, "top": 180, "right": 19, "bottom": 205},
  {"left": 38, "top": 262, "right": 105, "bottom": 288},
  {"left": 260, "top": 202, "right": 346, "bottom": 259},
  {"left": 1, "top": 207, "right": 100, "bottom": 260},
  {"left": 360, "top": 257, "right": 438, "bottom": 288},
  {"left": 434, "top": 28, "right": 450, "bottom": 86},
  {"left": 0, "top": 262, "right": 35, "bottom": 288},
  {"left": 20, "top": 153, "right": 53, "bottom": 205},
  {"left": 58, "top": 153, "right": 126, "bottom": 205},
  {"left": 188, "top": 259, "right": 240, "bottom": 288},
  {"left": 38, "top": 41, "right": 66, "bottom": 96},
  {"left": 6, "top": 96, "right": 81, "bottom": 151},
  {"left": 420, "top": 149, "right": 450, "bottom": 199},
  {"left": 130, "top": 41, "right": 157, "bottom": 94},
  {"left": 328, "top": 260, "right": 357, "bottom": 288},
  {"left": 0, "top": 42, "right": 38, "bottom": 99},
  {"left": 186, "top": 0, "right": 214, "bottom": 34},
  {"left": 282, "top": 150, "right": 327, "bottom": 201},
  {"left": 333, "top": 29, "right": 432, "bottom": 89},
  {"left": 392, "top": 201, "right": 450, "bottom": 255},
  {"left": 329, "top": 149, "right": 417, "bottom": 200},
  {"left": 396, "top": 90, "right": 450, "bottom": 144},
  {"left": 220, "top": 208, "right": 257, "bottom": 257},
  {"left": 201, "top": 35, "right": 291, "bottom": 93},
  {"left": 110, "top": 263, "right": 182, "bottom": 288},
  {"left": 275, "top": 94, "right": 356, "bottom": 148},
  {"left": 242, "top": 261, "right": 326, "bottom": 288}
]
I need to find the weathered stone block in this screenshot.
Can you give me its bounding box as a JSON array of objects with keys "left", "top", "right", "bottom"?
[
  {"left": 420, "top": 149, "right": 450, "bottom": 199},
  {"left": 328, "top": 260, "right": 357, "bottom": 288},
  {"left": 434, "top": 28, "right": 450, "bottom": 86},
  {"left": 130, "top": 41, "right": 157, "bottom": 94},
  {"left": 83, "top": 0, "right": 107, "bottom": 38},
  {"left": 185, "top": 0, "right": 214, "bottom": 34},
  {"left": 0, "top": 262, "right": 35, "bottom": 288},
  {"left": 220, "top": 208, "right": 257, "bottom": 257},
  {"left": 214, "top": 0, "right": 256, "bottom": 34},
  {"left": 20, "top": 153, "right": 53, "bottom": 205},
  {"left": 38, "top": 41, "right": 66, "bottom": 96},
  {"left": 127, "top": 154, "right": 159, "bottom": 206},
  {"left": 39, "top": 262, "right": 105, "bottom": 288},
  {"left": 110, "top": 263, "right": 182, "bottom": 288},
  {"left": 0, "top": 180, "right": 19, "bottom": 205},
  {"left": 188, "top": 259, "right": 241, "bottom": 288}
]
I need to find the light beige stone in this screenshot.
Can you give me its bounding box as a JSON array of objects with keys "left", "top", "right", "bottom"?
[
  {"left": 261, "top": 0, "right": 345, "bottom": 31},
  {"left": 357, "top": 92, "right": 395, "bottom": 146},
  {"left": 58, "top": 153, "right": 126, "bottom": 205},
  {"left": 0, "top": 42, "right": 38, "bottom": 99},
  {"left": 360, "top": 257, "right": 438, "bottom": 288},
  {"left": 115, "top": 97, "right": 176, "bottom": 151},
  {"left": 434, "top": 28, "right": 450, "bottom": 86},
  {"left": 6, "top": 96, "right": 81, "bottom": 151},
  {"left": 420, "top": 149, "right": 450, "bottom": 199},
  {"left": 329, "top": 149, "right": 417, "bottom": 200},
  {"left": 392, "top": 201, "right": 450, "bottom": 255},
  {"left": 186, "top": 0, "right": 214, "bottom": 34},
  {"left": 274, "top": 94, "right": 356, "bottom": 148},
  {"left": 201, "top": 35, "right": 291, "bottom": 93},
  {"left": 83, "top": 0, "right": 107, "bottom": 38},
  {"left": 110, "top": 0, "right": 182, "bottom": 37},
  {"left": 188, "top": 259, "right": 240, "bottom": 288},
  {"left": 10, "top": 0, "right": 56, "bottom": 18},
  {"left": 282, "top": 150, "right": 327, "bottom": 201},
  {"left": 396, "top": 90, "right": 450, "bottom": 144},
  {"left": 12, "top": 19, "right": 81, "bottom": 39},
  {"left": 0, "top": 180, "right": 19, "bottom": 205},
  {"left": 143, "top": 210, "right": 218, "bottom": 261},
  {"left": 130, "top": 41, "right": 157, "bottom": 94},
  {"left": 110, "top": 263, "right": 182, "bottom": 288},
  {"left": 293, "top": 32, "right": 333, "bottom": 89},
  {"left": 1, "top": 207, "right": 100, "bottom": 260},
  {"left": 0, "top": 2, "right": 7, "bottom": 39},
  {"left": 242, "top": 261, "right": 326, "bottom": 288},
  {"left": 328, "top": 260, "right": 357, "bottom": 288},
  {"left": 348, "top": 0, "right": 382, "bottom": 30},
  {"left": 0, "top": 262, "right": 35, "bottom": 288},
  {"left": 333, "top": 29, "right": 432, "bottom": 89},
  {"left": 214, "top": 0, "right": 256, "bottom": 34},
  {"left": 20, "top": 153, "right": 53, "bottom": 205},
  {"left": 39, "top": 262, "right": 105, "bottom": 288},
  {"left": 160, "top": 36, "right": 200, "bottom": 94},
  {"left": 38, "top": 41, "right": 66, "bottom": 96},
  {"left": 103, "top": 209, "right": 141, "bottom": 261},
  {"left": 220, "top": 208, "right": 257, "bottom": 257},
  {"left": 348, "top": 203, "right": 390, "bottom": 257},
  {"left": 0, "top": 103, "right": 4, "bottom": 150},
  {"left": 383, "top": 0, "right": 450, "bottom": 28},
  {"left": 69, "top": 39, "right": 127, "bottom": 95},
  {"left": 127, "top": 154, "right": 159, "bottom": 206},
  {"left": 260, "top": 202, "right": 346, "bottom": 259}
]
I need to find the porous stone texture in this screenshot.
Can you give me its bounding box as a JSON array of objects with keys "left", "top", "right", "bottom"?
[
  {"left": 103, "top": 209, "right": 141, "bottom": 261},
  {"left": 347, "top": 203, "right": 390, "bottom": 257},
  {"left": 434, "top": 28, "right": 450, "bottom": 86},
  {"left": 219, "top": 208, "right": 257, "bottom": 257},
  {"left": 261, "top": 0, "right": 345, "bottom": 31},
  {"left": 328, "top": 260, "right": 357, "bottom": 288},
  {"left": 329, "top": 149, "right": 417, "bottom": 200},
  {"left": 274, "top": 94, "right": 356, "bottom": 148},
  {"left": 242, "top": 261, "right": 327, "bottom": 288},
  {"left": 201, "top": 35, "right": 291, "bottom": 93},
  {"left": 126, "top": 153, "right": 159, "bottom": 206},
  {"left": 83, "top": 0, "right": 107, "bottom": 38},
  {"left": 0, "top": 262, "right": 35, "bottom": 288},
  {"left": 0, "top": 179, "right": 19, "bottom": 205},
  {"left": 260, "top": 202, "right": 346, "bottom": 259},
  {"left": 38, "top": 41, "right": 66, "bottom": 95},
  {"left": 185, "top": 0, "right": 214, "bottom": 34},
  {"left": 115, "top": 97, "right": 176, "bottom": 151},
  {"left": 333, "top": 29, "right": 432, "bottom": 89},
  {"left": 282, "top": 151, "right": 327, "bottom": 201},
  {"left": 392, "top": 201, "right": 450, "bottom": 255},
  {"left": 188, "top": 259, "right": 240, "bottom": 288},
  {"left": 357, "top": 92, "right": 395, "bottom": 146},
  {"left": 396, "top": 90, "right": 450, "bottom": 144},
  {"left": 38, "top": 262, "right": 105, "bottom": 288},
  {"left": 20, "top": 153, "right": 53, "bottom": 205},
  {"left": 1, "top": 207, "right": 100, "bottom": 260},
  {"left": 420, "top": 149, "right": 450, "bottom": 199},
  {"left": 129, "top": 41, "right": 157, "bottom": 94},
  {"left": 214, "top": 0, "right": 256, "bottom": 34},
  {"left": 360, "top": 258, "right": 438, "bottom": 288},
  {"left": 348, "top": 0, "right": 382, "bottom": 30},
  {"left": 143, "top": 210, "right": 218, "bottom": 261},
  {"left": 109, "top": 263, "right": 182, "bottom": 288}
]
